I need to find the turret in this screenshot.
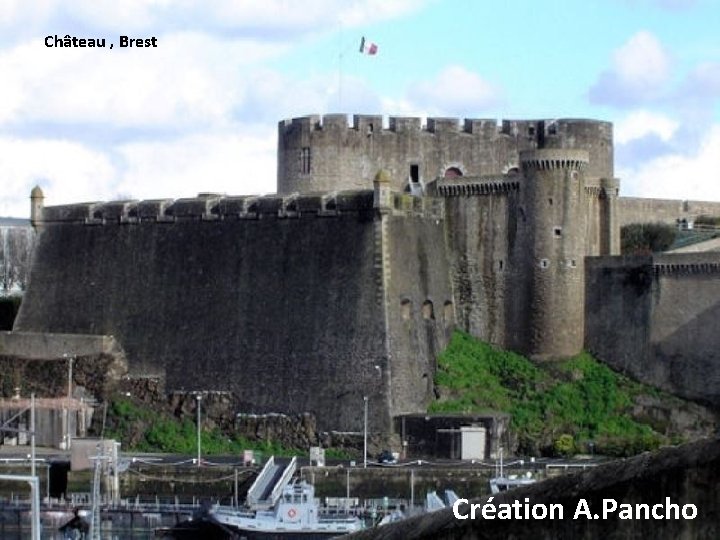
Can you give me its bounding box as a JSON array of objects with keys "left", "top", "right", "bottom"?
[
  {"left": 520, "top": 149, "right": 589, "bottom": 359},
  {"left": 599, "top": 177, "right": 621, "bottom": 255},
  {"left": 30, "top": 185, "right": 44, "bottom": 230},
  {"left": 373, "top": 169, "right": 392, "bottom": 211}
]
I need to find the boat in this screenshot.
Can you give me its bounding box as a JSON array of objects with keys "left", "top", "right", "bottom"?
[
  {"left": 212, "top": 481, "right": 362, "bottom": 539},
  {"left": 160, "top": 456, "right": 363, "bottom": 539},
  {"left": 489, "top": 473, "right": 536, "bottom": 494},
  {"left": 489, "top": 448, "right": 536, "bottom": 494}
]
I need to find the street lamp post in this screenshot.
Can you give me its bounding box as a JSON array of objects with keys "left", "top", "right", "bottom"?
[
  {"left": 67, "top": 355, "right": 73, "bottom": 449},
  {"left": 196, "top": 394, "right": 202, "bottom": 468},
  {"left": 61, "top": 353, "right": 74, "bottom": 449},
  {"left": 363, "top": 395, "right": 368, "bottom": 469}
]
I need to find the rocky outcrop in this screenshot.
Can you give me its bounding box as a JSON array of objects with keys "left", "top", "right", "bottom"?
[{"left": 0, "top": 352, "right": 127, "bottom": 400}]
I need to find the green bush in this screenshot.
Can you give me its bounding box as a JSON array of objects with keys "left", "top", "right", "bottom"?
[
  {"left": 431, "top": 331, "right": 670, "bottom": 457},
  {"left": 693, "top": 215, "right": 720, "bottom": 227},
  {"left": 553, "top": 434, "right": 575, "bottom": 456},
  {"left": 104, "top": 397, "right": 301, "bottom": 456},
  {"left": 621, "top": 222, "right": 677, "bottom": 254}
]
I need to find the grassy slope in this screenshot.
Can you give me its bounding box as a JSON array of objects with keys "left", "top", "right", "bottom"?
[
  {"left": 104, "top": 399, "right": 296, "bottom": 457},
  {"left": 430, "top": 331, "right": 683, "bottom": 457},
  {"left": 103, "top": 398, "right": 352, "bottom": 459}
]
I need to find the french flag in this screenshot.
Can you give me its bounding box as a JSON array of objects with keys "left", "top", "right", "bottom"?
[{"left": 359, "top": 36, "right": 378, "bottom": 55}]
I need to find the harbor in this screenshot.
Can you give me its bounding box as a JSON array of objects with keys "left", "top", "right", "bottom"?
[{"left": 0, "top": 443, "right": 600, "bottom": 539}]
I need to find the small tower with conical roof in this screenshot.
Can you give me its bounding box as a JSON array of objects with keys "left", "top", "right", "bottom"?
[{"left": 30, "top": 186, "right": 44, "bottom": 231}]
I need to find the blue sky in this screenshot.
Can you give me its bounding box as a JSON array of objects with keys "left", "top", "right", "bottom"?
[{"left": 1, "top": 0, "right": 719, "bottom": 217}]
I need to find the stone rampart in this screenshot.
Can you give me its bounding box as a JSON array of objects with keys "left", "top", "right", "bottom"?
[
  {"left": 385, "top": 215, "right": 453, "bottom": 416},
  {"left": 585, "top": 252, "right": 720, "bottom": 407},
  {"left": 38, "top": 191, "right": 443, "bottom": 225},
  {"left": 444, "top": 188, "right": 523, "bottom": 350},
  {"left": 15, "top": 190, "right": 451, "bottom": 432},
  {"left": 0, "top": 331, "right": 121, "bottom": 359},
  {"left": 617, "top": 197, "right": 720, "bottom": 227}
]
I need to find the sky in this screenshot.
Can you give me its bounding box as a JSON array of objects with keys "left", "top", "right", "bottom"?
[{"left": 1, "top": 0, "right": 719, "bottom": 217}]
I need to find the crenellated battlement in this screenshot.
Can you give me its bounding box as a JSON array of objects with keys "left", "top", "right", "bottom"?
[
  {"left": 520, "top": 149, "right": 589, "bottom": 171},
  {"left": 653, "top": 252, "right": 720, "bottom": 276},
  {"left": 279, "top": 114, "right": 608, "bottom": 137},
  {"left": 433, "top": 176, "right": 521, "bottom": 197},
  {"left": 38, "top": 190, "right": 445, "bottom": 226},
  {"left": 277, "top": 114, "right": 613, "bottom": 196},
  {"left": 654, "top": 262, "right": 720, "bottom": 276}
]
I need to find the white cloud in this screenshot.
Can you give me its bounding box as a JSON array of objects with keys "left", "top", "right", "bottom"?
[
  {"left": 0, "top": 33, "right": 287, "bottom": 128},
  {"left": 406, "top": 65, "right": 503, "bottom": 116},
  {"left": 589, "top": 31, "right": 671, "bottom": 107},
  {"left": 0, "top": 126, "right": 277, "bottom": 218},
  {"left": 238, "top": 70, "right": 384, "bottom": 121},
  {"left": 0, "top": 0, "right": 428, "bottom": 40},
  {"left": 116, "top": 128, "right": 276, "bottom": 200},
  {"left": 615, "top": 111, "right": 679, "bottom": 144},
  {"left": 615, "top": 32, "right": 669, "bottom": 89},
  {"left": 679, "top": 61, "right": 720, "bottom": 105},
  {"left": 619, "top": 124, "right": 720, "bottom": 199},
  {"left": 0, "top": 137, "right": 118, "bottom": 217}
]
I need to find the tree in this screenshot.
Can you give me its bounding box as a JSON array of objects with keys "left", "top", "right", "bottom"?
[
  {"left": 0, "top": 227, "right": 34, "bottom": 293},
  {"left": 620, "top": 223, "right": 677, "bottom": 255}
]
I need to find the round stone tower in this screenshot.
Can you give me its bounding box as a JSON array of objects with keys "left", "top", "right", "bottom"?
[{"left": 520, "top": 149, "right": 589, "bottom": 359}]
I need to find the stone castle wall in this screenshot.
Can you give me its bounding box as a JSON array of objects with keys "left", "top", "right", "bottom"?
[
  {"left": 585, "top": 253, "right": 720, "bottom": 408},
  {"left": 617, "top": 197, "right": 720, "bottom": 226},
  {"left": 278, "top": 115, "right": 613, "bottom": 195},
  {"left": 443, "top": 181, "right": 522, "bottom": 350},
  {"left": 385, "top": 208, "right": 453, "bottom": 415},
  {"left": 15, "top": 191, "right": 450, "bottom": 432},
  {"left": 11, "top": 111, "right": 720, "bottom": 437}
]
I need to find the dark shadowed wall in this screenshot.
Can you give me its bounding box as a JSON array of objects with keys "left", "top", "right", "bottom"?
[
  {"left": 16, "top": 198, "right": 390, "bottom": 431},
  {"left": 15, "top": 192, "right": 453, "bottom": 432},
  {"left": 585, "top": 253, "right": 720, "bottom": 408},
  {"left": 385, "top": 210, "right": 453, "bottom": 417}
]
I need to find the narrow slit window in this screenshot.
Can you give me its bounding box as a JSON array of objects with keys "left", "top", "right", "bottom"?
[
  {"left": 301, "top": 147, "right": 312, "bottom": 174},
  {"left": 410, "top": 164, "right": 419, "bottom": 183}
]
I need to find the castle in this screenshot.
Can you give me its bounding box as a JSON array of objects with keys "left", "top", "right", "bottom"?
[{"left": 7, "top": 114, "right": 720, "bottom": 434}]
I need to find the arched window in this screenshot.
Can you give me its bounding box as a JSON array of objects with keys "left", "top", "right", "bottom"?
[
  {"left": 422, "top": 300, "right": 434, "bottom": 320},
  {"left": 401, "top": 299, "right": 412, "bottom": 321},
  {"left": 444, "top": 167, "right": 463, "bottom": 178},
  {"left": 443, "top": 301, "right": 454, "bottom": 323}
]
